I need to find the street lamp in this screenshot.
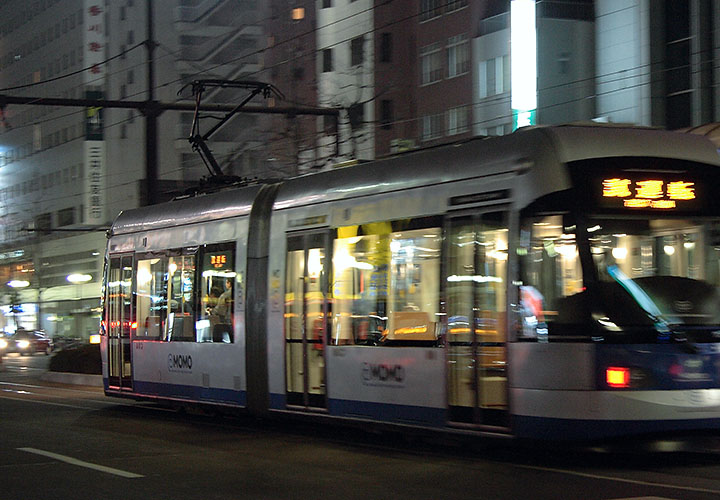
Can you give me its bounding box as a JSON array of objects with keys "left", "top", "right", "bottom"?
[
  {"left": 66, "top": 274, "right": 92, "bottom": 340},
  {"left": 6, "top": 279, "right": 29, "bottom": 329},
  {"left": 66, "top": 274, "right": 92, "bottom": 284}
]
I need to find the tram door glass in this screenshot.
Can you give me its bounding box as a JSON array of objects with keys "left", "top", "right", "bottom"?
[
  {"left": 107, "top": 255, "right": 133, "bottom": 389},
  {"left": 446, "top": 212, "right": 508, "bottom": 424},
  {"left": 135, "top": 256, "right": 168, "bottom": 340},
  {"left": 165, "top": 253, "right": 196, "bottom": 341},
  {"left": 285, "top": 233, "right": 328, "bottom": 408}
]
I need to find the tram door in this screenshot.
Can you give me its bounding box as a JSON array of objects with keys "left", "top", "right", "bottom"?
[
  {"left": 284, "top": 233, "right": 329, "bottom": 409},
  {"left": 107, "top": 255, "right": 133, "bottom": 389},
  {"left": 446, "top": 212, "right": 508, "bottom": 426}
]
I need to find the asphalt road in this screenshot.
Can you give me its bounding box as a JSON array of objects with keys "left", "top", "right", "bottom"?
[{"left": 3, "top": 353, "right": 720, "bottom": 499}]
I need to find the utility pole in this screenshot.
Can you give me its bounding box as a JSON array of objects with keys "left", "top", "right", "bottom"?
[
  {"left": 0, "top": 0, "right": 340, "bottom": 205},
  {"left": 0, "top": 96, "right": 340, "bottom": 204},
  {"left": 144, "top": 0, "right": 160, "bottom": 205}
]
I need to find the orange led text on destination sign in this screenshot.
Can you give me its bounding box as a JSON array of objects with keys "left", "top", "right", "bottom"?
[{"left": 602, "top": 178, "right": 695, "bottom": 209}]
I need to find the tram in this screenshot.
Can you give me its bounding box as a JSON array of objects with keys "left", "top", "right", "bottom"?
[{"left": 102, "top": 124, "right": 720, "bottom": 440}]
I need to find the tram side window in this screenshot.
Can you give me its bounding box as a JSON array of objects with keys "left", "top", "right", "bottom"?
[
  {"left": 136, "top": 256, "right": 168, "bottom": 340},
  {"left": 517, "top": 214, "right": 584, "bottom": 340},
  {"left": 331, "top": 218, "right": 442, "bottom": 347},
  {"left": 197, "top": 243, "right": 236, "bottom": 343}
]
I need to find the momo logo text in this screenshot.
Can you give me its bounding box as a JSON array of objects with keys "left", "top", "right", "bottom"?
[
  {"left": 362, "top": 363, "right": 405, "bottom": 386},
  {"left": 168, "top": 353, "right": 193, "bottom": 373}
]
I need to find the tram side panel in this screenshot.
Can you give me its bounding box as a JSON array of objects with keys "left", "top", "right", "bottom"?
[
  {"left": 106, "top": 216, "right": 250, "bottom": 407},
  {"left": 265, "top": 182, "right": 457, "bottom": 426}
]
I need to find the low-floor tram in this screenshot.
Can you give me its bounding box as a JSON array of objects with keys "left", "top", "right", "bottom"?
[{"left": 102, "top": 124, "right": 720, "bottom": 440}]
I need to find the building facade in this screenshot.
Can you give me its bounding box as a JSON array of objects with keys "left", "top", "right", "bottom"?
[
  {"left": 0, "top": 0, "right": 267, "bottom": 339},
  {"left": 2, "top": 0, "right": 720, "bottom": 340},
  {"left": 595, "top": 0, "right": 720, "bottom": 128},
  {"left": 0, "top": 1, "right": 103, "bottom": 338}
]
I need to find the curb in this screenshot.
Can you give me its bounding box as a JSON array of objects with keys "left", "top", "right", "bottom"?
[{"left": 41, "top": 371, "right": 103, "bottom": 387}]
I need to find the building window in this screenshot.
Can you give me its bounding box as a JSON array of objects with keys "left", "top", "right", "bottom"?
[
  {"left": 322, "top": 48, "right": 333, "bottom": 72},
  {"left": 57, "top": 207, "right": 75, "bottom": 227},
  {"left": 380, "top": 99, "right": 393, "bottom": 130},
  {"left": 348, "top": 102, "right": 364, "bottom": 130},
  {"left": 420, "top": 0, "right": 443, "bottom": 22},
  {"left": 446, "top": 0, "right": 468, "bottom": 13},
  {"left": 446, "top": 34, "right": 469, "bottom": 78},
  {"left": 322, "top": 0, "right": 332, "bottom": 8},
  {"left": 350, "top": 36, "right": 364, "bottom": 66},
  {"left": 421, "top": 113, "right": 443, "bottom": 141},
  {"left": 477, "top": 55, "right": 509, "bottom": 99},
  {"left": 447, "top": 105, "right": 469, "bottom": 136},
  {"left": 420, "top": 42, "right": 443, "bottom": 85},
  {"left": 35, "top": 213, "right": 52, "bottom": 234},
  {"left": 558, "top": 51, "right": 570, "bottom": 75},
  {"left": 380, "top": 32, "right": 392, "bottom": 63}
]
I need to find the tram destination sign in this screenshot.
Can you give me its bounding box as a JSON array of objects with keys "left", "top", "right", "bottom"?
[{"left": 599, "top": 175, "right": 700, "bottom": 211}]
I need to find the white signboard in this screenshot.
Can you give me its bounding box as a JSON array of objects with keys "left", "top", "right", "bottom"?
[{"left": 84, "top": 141, "right": 105, "bottom": 223}]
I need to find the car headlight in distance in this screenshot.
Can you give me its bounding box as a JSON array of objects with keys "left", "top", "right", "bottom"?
[
  {"left": 0, "top": 339, "right": 7, "bottom": 349},
  {"left": 17, "top": 340, "right": 30, "bottom": 349},
  {"left": 89, "top": 334, "right": 101, "bottom": 344}
]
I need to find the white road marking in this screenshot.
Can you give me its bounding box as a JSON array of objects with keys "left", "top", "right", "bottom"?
[
  {"left": 607, "top": 497, "right": 675, "bottom": 500},
  {"left": 514, "top": 463, "right": 720, "bottom": 495},
  {"left": 18, "top": 447, "right": 144, "bottom": 478}
]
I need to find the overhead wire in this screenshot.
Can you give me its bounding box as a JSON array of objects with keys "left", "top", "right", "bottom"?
[{"left": 2, "top": 1, "right": 720, "bottom": 214}]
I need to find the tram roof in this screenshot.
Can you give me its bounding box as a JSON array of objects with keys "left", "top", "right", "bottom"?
[
  {"left": 273, "top": 124, "right": 720, "bottom": 211},
  {"left": 111, "top": 183, "right": 261, "bottom": 235},
  {"left": 110, "top": 125, "right": 720, "bottom": 235}
]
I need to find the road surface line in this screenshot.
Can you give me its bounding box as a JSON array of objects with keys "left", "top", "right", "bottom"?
[
  {"left": 0, "top": 394, "right": 99, "bottom": 410},
  {"left": 513, "top": 463, "right": 720, "bottom": 495},
  {"left": 18, "top": 447, "right": 144, "bottom": 478}
]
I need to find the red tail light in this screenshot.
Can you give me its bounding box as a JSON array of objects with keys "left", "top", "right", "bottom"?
[{"left": 606, "top": 367, "right": 631, "bottom": 388}]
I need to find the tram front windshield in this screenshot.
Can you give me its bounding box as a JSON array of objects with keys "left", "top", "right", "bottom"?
[{"left": 519, "top": 214, "right": 720, "bottom": 343}]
